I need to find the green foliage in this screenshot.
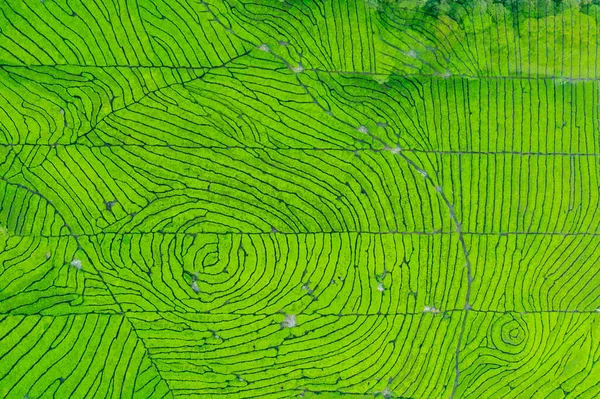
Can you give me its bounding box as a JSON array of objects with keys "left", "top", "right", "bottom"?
[
  {"left": 377, "top": 0, "right": 600, "bottom": 76},
  {"left": 0, "top": 0, "right": 599, "bottom": 398}
]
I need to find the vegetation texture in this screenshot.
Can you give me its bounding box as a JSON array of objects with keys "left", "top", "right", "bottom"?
[{"left": 0, "top": 0, "right": 599, "bottom": 398}]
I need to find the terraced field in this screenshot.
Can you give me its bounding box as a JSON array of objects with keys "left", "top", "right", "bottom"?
[{"left": 0, "top": 0, "right": 599, "bottom": 398}]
